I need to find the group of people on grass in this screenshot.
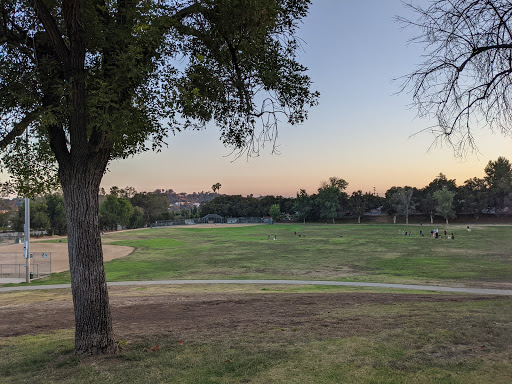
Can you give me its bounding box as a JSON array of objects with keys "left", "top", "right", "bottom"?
[{"left": 399, "top": 228, "right": 456, "bottom": 240}]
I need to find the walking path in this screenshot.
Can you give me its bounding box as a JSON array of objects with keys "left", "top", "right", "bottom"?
[{"left": 1, "top": 279, "right": 511, "bottom": 295}]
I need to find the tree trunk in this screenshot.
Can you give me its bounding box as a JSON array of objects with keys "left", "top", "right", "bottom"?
[
  {"left": 430, "top": 214, "right": 434, "bottom": 224},
  {"left": 405, "top": 215, "right": 409, "bottom": 225},
  {"left": 445, "top": 218, "right": 449, "bottom": 225},
  {"left": 61, "top": 162, "right": 117, "bottom": 355},
  {"left": 393, "top": 215, "right": 396, "bottom": 224},
  {"left": 358, "top": 216, "right": 361, "bottom": 224}
]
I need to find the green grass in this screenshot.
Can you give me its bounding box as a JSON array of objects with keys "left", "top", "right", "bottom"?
[
  {"left": 1, "top": 296, "right": 511, "bottom": 383},
  {"left": 30, "top": 223, "right": 512, "bottom": 287},
  {"left": 38, "top": 238, "right": 68, "bottom": 243}
]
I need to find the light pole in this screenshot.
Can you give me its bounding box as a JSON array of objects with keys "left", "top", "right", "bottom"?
[{"left": 24, "top": 196, "right": 30, "bottom": 283}]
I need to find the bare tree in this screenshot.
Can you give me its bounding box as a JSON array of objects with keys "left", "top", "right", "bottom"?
[{"left": 398, "top": 0, "right": 512, "bottom": 155}]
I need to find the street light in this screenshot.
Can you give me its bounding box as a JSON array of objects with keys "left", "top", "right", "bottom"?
[{"left": 24, "top": 197, "right": 30, "bottom": 283}]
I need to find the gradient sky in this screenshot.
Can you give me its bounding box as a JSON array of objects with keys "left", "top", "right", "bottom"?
[{"left": 101, "top": 0, "right": 512, "bottom": 197}]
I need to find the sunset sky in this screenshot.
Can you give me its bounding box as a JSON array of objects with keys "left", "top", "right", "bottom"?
[{"left": 101, "top": 0, "right": 512, "bottom": 197}]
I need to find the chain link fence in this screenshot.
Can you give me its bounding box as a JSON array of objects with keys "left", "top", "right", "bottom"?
[
  {"left": 151, "top": 216, "right": 268, "bottom": 227},
  {"left": 0, "top": 252, "right": 52, "bottom": 278}
]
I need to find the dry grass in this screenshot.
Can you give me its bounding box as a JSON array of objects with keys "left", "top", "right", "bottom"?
[{"left": 1, "top": 289, "right": 510, "bottom": 383}]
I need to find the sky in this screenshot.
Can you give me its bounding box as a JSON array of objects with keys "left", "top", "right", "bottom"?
[{"left": 101, "top": 0, "right": 512, "bottom": 197}]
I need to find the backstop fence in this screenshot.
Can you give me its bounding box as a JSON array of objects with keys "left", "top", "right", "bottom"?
[
  {"left": 0, "top": 231, "right": 49, "bottom": 246},
  {"left": 0, "top": 232, "right": 23, "bottom": 246},
  {"left": 0, "top": 252, "right": 52, "bottom": 278}
]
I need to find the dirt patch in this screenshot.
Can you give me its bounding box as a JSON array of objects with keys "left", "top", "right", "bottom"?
[
  {"left": 0, "top": 289, "right": 496, "bottom": 341},
  {"left": 0, "top": 243, "right": 134, "bottom": 273}
]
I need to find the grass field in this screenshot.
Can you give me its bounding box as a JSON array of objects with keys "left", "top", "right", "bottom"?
[
  {"left": 37, "top": 223, "right": 512, "bottom": 288},
  {"left": 2, "top": 224, "right": 511, "bottom": 383}
]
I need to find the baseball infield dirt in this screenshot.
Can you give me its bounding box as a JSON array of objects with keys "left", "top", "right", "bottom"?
[{"left": 0, "top": 242, "right": 134, "bottom": 273}]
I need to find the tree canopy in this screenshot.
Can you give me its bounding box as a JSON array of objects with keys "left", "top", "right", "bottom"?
[{"left": 0, "top": 0, "right": 319, "bottom": 193}]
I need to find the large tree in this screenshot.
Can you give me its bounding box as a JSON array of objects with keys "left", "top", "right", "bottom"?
[
  {"left": 418, "top": 173, "right": 457, "bottom": 224},
  {"left": 459, "top": 177, "right": 488, "bottom": 220},
  {"left": 293, "top": 188, "right": 312, "bottom": 223},
  {"left": 400, "top": 0, "right": 512, "bottom": 154},
  {"left": 317, "top": 177, "right": 348, "bottom": 224},
  {"left": 433, "top": 188, "right": 456, "bottom": 225},
  {"left": 99, "top": 194, "right": 134, "bottom": 230},
  {"left": 484, "top": 156, "right": 512, "bottom": 216},
  {"left": 0, "top": 0, "right": 318, "bottom": 355},
  {"left": 131, "top": 191, "right": 170, "bottom": 225},
  {"left": 389, "top": 187, "right": 416, "bottom": 225},
  {"left": 349, "top": 190, "right": 375, "bottom": 224}
]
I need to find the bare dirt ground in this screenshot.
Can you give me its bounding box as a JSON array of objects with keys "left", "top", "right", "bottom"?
[
  {"left": 0, "top": 243, "right": 134, "bottom": 273},
  {"left": 0, "top": 288, "right": 495, "bottom": 341}
]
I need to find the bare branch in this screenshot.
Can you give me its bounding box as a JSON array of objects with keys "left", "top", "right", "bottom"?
[{"left": 398, "top": 0, "right": 512, "bottom": 156}]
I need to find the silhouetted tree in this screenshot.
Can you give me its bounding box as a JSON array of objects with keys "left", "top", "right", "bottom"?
[{"left": 400, "top": 1, "right": 512, "bottom": 155}]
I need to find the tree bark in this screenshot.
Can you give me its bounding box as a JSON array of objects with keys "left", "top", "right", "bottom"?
[{"left": 60, "top": 159, "right": 117, "bottom": 355}]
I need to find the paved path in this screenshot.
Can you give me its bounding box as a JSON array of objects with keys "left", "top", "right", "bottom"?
[{"left": 0, "top": 279, "right": 511, "bottom": 295}]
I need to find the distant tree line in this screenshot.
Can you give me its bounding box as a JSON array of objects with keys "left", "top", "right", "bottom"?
[
  {"left": 381, "top": 156, "right": 512, "bottom": 224},
  {"left": 98, "top": 187, "right": 203, "bottom": 231},
  {"left": 3, "top": 187, "right": 208, "bottom": 234},
  {"left": 200, "top": 157, "right": 512, "bottom": 224},
  {"left": 3, "top": 156, "right": 512, "bottom": 232},
  {"left": 199, "top": 195, "right": 294, "bottom": 218}
]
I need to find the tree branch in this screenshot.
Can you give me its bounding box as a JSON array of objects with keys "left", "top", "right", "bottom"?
[
  {"left": 157, "top": 2, "right": 204, "bottom": 38},
  {"left": 457, "top": 44, "right": 512, "bottom": 73},
  {"left": 30, "top": 0, "right": 70, "bottom": 66},
  {"left": 0, "top": 110, "right": 40, "bottom": 151}
]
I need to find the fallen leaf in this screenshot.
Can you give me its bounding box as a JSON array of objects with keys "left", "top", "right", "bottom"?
[
  {"left": 177, "top": 340, "right": 184, "bottom": 345},
  {"left": 147, "top": 344, "right": 160, "bottom": 352},
  {"left": 225, "top": 360, "right": 231, "bottom": 363}
]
